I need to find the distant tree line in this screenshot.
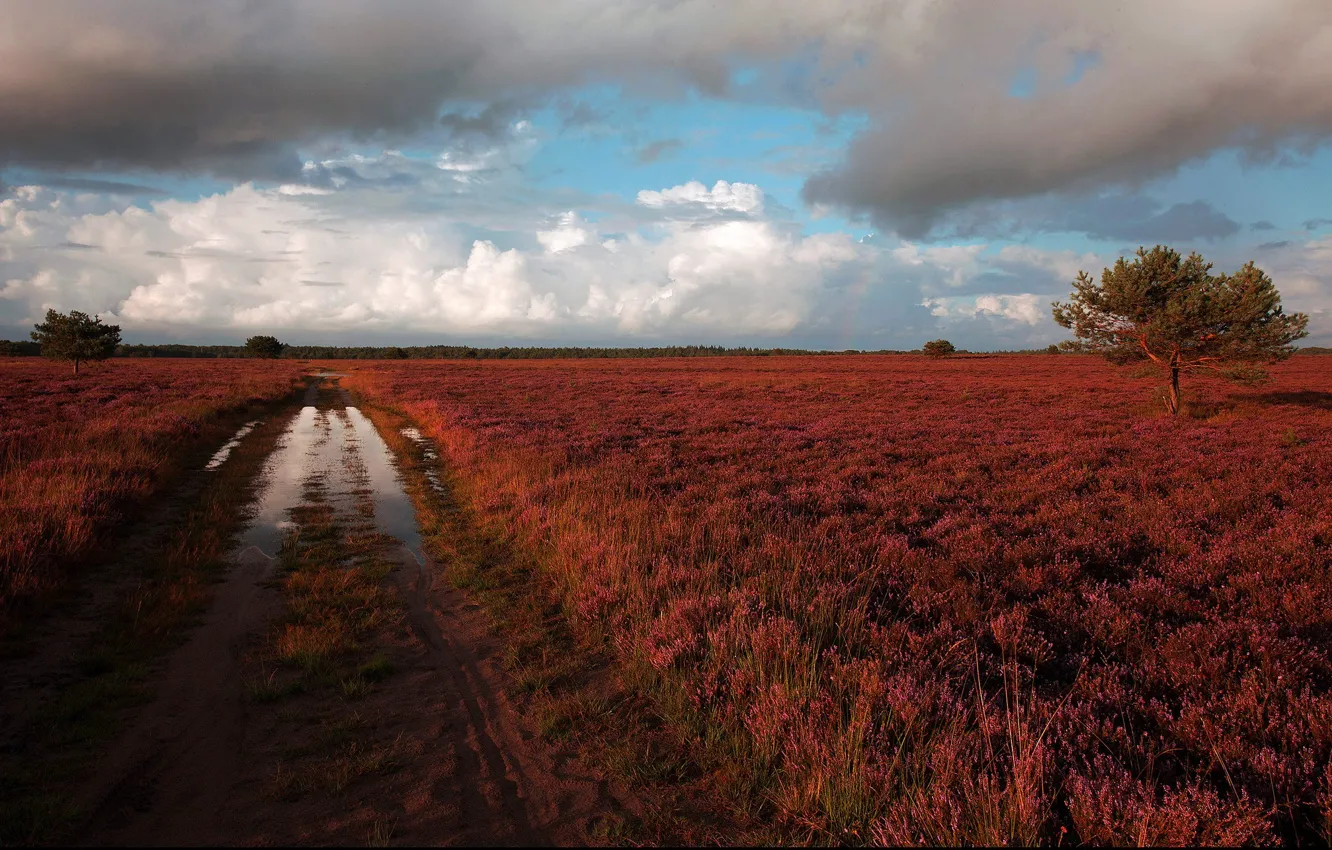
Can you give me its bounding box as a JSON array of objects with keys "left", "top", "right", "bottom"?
[
  {"left": 2, "top": 338, "right": 1329, "bottom": 361},
  {"left": 0, "top": 340, "right": 41, "bottom": 356},
  {"left": 2, "top": 338, "right": 1332, "bottom": 362},
  {"left": 3, "top": 342, "right": 897, "bottom": 359}
]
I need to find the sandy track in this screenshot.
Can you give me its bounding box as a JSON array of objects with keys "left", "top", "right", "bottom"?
[
  {"left": 73, "top": 377, "right": 621, "bottom": 846},
  {"left": 76, "top": 549, "right": 282, "bottom": 844},
  {"left": 389, "top": 547, "right": 621, "bottom": 846}
]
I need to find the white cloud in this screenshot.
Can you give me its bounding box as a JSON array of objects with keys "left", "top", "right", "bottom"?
[
  {"left": 536, "top": 211, "right": 590, "bottom": 254},
  {"left": 6, "top": 173, "right": 1323, "bottom": 348},
  {"left": 1232, "top": 236, "right": 1332, "bottom": 345},
  {"left": 636, "top": 180, "right": 765, "bottom": 215},
  {"left": 0, "top": 178, "right": 859, "bottom": 340},
  {"left": 277, "top": 184, "right": 332, "bottom": 196},
  {"left": 434, "top": 121, "right": 538, "bottom": 179},
  {"left": 893, "top": 241, "right": 987, "bottom": 289},
  {"left": 923, "top": 293, "right": 1046, "bottom": 325}
]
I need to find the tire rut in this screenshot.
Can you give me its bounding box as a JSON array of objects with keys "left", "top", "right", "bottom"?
[
  {"left": 69, "top": 376, "right": 622, "bottom": 846},
  {"left": 394, "top": 549, "right": 541, "bottom": 845}
]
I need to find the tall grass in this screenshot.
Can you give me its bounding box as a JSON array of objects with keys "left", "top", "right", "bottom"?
[
  {"left": 0, "top": 358, "right": 305, "bottom": 615},
  {"left": 342, "top": 355, "right": 1332, "bottom": 844}
]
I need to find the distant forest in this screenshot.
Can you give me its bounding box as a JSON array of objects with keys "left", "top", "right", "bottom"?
[{"left": 2, "top": 339, "right": 1331, "bottom": 359}]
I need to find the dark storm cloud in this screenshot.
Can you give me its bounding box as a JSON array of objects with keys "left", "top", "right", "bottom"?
[
  {"left": 1303, "top": 218, "right": 1332, "bottom": 231},
  {"left": 800, "top": 2, "right": 1332, "bottom": 236},
  {"left": 438, "top": 100, "right": 536, "bottom": 142},
  {"left": 941, "top": 194, "right": 1241, "bottom": 244},
  {"left": 0, "top": 0, "right": 832, "bottom": 178},
  {"left": 0, "top": 1, "right": 491, "bottom": 178},
  {"left": 1078, "top": 200, "right": 1240, "bottom": 243},
  {"left": 4, "top": 0, "right": 1332, "bottom": 236},
  {"left": 1250, "top": 220, "right": 1277, "bottom": 231}
]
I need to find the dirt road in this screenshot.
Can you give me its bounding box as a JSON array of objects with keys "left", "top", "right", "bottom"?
[{"left": 73, "top": 377, "right": 625, "bottom": 846}]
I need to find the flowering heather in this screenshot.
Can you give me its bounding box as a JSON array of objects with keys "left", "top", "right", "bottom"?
[
  {"left": 0, "top": 358, "right": 304, "bottom": 612},
  {"left": 342, "top": 355, "right": 1332, "bottom": 844}
]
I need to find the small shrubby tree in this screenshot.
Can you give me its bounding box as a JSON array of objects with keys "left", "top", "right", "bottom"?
[
  {"left": 244, "top": 335, "right": 286, "bottom": 359},
  {"left": 30, "top": 309, "right": 122, "bottom": 374},
  {"left": 1053, "top": 245, "right": 1308, "bottom": 415},
  {"left": 923, "top": 339, "right": 956, "bottom": 358}
]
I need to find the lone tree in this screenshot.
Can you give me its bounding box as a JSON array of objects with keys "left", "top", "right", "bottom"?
[
  {"left": 922, "top": 339, "right": 956, "bottom": 358},
  {"left": 244, "top": 335, "right": 286, "bottom": 359},
  {"left": 1053, "top": 245, "right": 1308, "bottom": 415},
  {"left": 31, "top": 309, "right": 122, "bottom": 374}
]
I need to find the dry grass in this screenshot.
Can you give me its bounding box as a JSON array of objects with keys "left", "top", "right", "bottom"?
[
  {"left": 0, "top": 358, "right": 305, "bottom": 618},
  {"left": 359, "top": 400, "right": 773, "bottom": 845},
  {"left": 341, "top": 355, "right": 1332, "bottom": 845},
  {"left": 0, "top": 399, "right": 301, "bottom": 844}
]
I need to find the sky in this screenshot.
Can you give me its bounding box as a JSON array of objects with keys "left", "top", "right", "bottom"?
[{"left": 2, "top": 1, "right": 1331, "bottom": 350}]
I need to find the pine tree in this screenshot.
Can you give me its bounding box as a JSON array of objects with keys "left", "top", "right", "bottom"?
[
  {"left": 1052, "top": 246, "right": 1309, "bottom": 414},
  {"left": 922, "top": 339, "right": 956, "bottom": 358},
  {"left": 30, "top": 309, "right": 122, "bottom": 374},
  {"left": 243, "top": 335, "right": 286, "bottom": 359}
]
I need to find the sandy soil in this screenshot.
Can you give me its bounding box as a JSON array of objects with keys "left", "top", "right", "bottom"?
[{"left": 71, "top": 378, "right": 626, "bottom": 846}]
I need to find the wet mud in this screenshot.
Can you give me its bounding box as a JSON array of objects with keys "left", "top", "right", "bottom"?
[{"left": 74, "top": 376, "right": 621, "bottom": 846}]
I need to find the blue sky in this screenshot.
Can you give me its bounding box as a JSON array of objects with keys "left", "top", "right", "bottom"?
[{"left": 2, "top": 1, "right": 1330, "bottom": 349}]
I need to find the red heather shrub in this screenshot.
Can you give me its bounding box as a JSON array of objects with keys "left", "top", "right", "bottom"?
[
  {"left": 340, "top": 354, "right": 1332, "bottom": 844},
  {"left": 0, "top": 358, "right": 304, "bottom": 612}
]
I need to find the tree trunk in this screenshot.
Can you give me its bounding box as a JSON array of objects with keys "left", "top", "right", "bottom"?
[
  {"left": 73, "top": 357, "right": 80, "bottom": 375},
  {"left": 1168, "top": 362, "right": 1180, "bottom": 415}
]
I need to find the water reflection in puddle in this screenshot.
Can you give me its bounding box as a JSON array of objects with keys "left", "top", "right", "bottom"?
[
  {"left": 345, "top": 407, "right": 423, "bottom": 563},
  {"left": 236, "top": 403, "right": 423, "bottom": 564},
  {"left": 205, "top": 420, "right": 262, "bottom": 470},
  {"left": 400, "top": 427, "right": 446, "bottom": 492}
]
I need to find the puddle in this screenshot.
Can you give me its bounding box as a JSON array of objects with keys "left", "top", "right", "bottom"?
[
  {"left": 236, "top": 406, "right": 327, "bottom": 559},
  {"left": 235, "top": 401, "right": 423, "bottom": 563},
  {"left": 344, "top": 407, "right": 423, "bottom": 563},
  {"left": 204, "top": 421, "right": 262, "bottom": 470},
  {"left": 400, "top": 427, "right": 446, "bottom": 492}
]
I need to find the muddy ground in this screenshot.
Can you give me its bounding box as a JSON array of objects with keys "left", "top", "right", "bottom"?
[{"left": 3, "top": 376, "right": 642, "bottom": 846}]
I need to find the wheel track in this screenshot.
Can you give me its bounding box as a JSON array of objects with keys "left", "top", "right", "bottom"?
[{"left": 68, "top": 376, "right": 624, "bottom": 846}]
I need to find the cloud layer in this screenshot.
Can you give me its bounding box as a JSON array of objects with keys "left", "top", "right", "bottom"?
[
  {"left": 0, "top": 178, "right": 854, "bottom": 339},
  {"left": 801, "top": 1, "right": 1332, "bottom": 235},
  {"left": 1, "top": 167, "right": 1118, "bottom": 347},
  {"left": 4, "top": 1, "right": 1331, "bottom": 231}
]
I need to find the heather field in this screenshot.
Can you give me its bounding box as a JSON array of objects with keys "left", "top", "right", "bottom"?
[
  {"left": 340, "top": 354, "right": 1332, "bottom": 844},
  {"left": 0, "top": 358, "right": 305, "bottom": 613}
]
